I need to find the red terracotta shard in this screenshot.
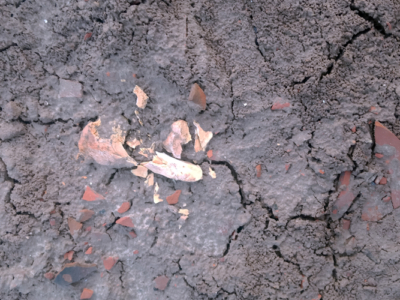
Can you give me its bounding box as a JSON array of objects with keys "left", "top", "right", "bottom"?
[
  {"left": 362, "top": 205, "right": 383, "bottom": 222},
  {"left": 84, "top": 32, "right": 92, "bottom": 41},
  {"left": 374, "top": 121, "right": 400, "bottom": 209},
  {"left": 271, "top": 102, "right": 290, "bottom": 110},
  {"left": 133, "top": 250, "right": 139, "bottom": 254},
  {"left": 375, "top": 153, "right": 384, "bottom": 158},
  {"left": 103, "top": 256, "right": 118, "bottom": 270},
  {"left": 154, "top": 275, "right": 170, "bottom": 291},
  {"left": 256, "top": 165, "right": 262, "bottom": 178},
  {"left": 116, "top": 216, "right": 134, "bottom": 228},
  {"left": 44, "top": 272, "right": 55, "bottom": 280},
  {"left": 380, "top": 177, "right": 387, "bottom": 185},
  {"left": 78, "top": 209, "right": 95, "bottom": 222},
  {"left": 68, "top": 218, "right": 83, "bottom": 235},
  {"left": 188, "top": 83, "right": 206, "bottom": 110},
  {"left": 82, "top": 186, "right": 105, "bottom": 201},
  {"left": 351, "top": 126, "right": 356, "bottom": 133},
  {"left": 166, "top": 190, "right": 181, "bottom": 205},
  {"left": 285, "top": 163, "right": 291, "bottom": 172},
  {"left": 54, "top": 263, "right": 97, "bottom": 286},
  {"left": 50, "top": 219, "right": 56, "bottom": 226},
  {"left": 80, "top": 288, "right": 94, "bottom": 299},
  {"left": 342, "top": 219, "right": 351, "bottom": 230},
  {"left": 64, "top": 251, "right": 74, "bottom": 261},
  {"left": 129, "top": 230, "right": 137, "bottom": 239},
  {"left": 207, "top": 150, "right": 213, "bottom": 159},
  {"left": 117, "top": 202, "right": 131, "bottom": 214},
  {"left": 331, "top": 171, "right": 356, "bottom": 221},
  {"left": 85, "top": 247, "right": 93, "bottom": 255}
]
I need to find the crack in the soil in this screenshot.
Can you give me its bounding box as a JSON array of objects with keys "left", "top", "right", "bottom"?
[{"left": 350, "top": 1, "right": 391, "bottom": 38}]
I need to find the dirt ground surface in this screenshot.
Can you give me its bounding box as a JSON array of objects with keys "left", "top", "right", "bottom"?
[{"left": 1, "top": 0, "right": 400, "bottom": 299}]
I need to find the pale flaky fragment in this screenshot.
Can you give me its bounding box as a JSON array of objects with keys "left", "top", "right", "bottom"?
[
  {"left": 134, "top": 85, "right": 148, "bottom": 109},
  {"left": 154, "top": 182, "right": 163, "bottom": 203},
  {"left": 193, "top": 121, "right": 213, "bottom": 152},
  {"left": 78, "top": 119, "right": 137, "bottom": 168},
  {"left": 145, "top": 173, "right": 154, "bottom": 187},
  {"left": 131, "top": 165, "right": 148, "bottom": 178},
  {"left": 209, "top": 167, "right": 216, "bottom": 178},
  {"left": 163, "top": 120, "right": 191, "bottom": 159},
  {"left": 142, "top": 152, "right": 202, "bottom": 182}
]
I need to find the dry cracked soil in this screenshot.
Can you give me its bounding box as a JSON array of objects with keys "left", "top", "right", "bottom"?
[{"left": 2, "top": 0, "right": 400, "bottom": 299}]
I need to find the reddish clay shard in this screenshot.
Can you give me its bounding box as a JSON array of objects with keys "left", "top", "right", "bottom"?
[
  {"left": 256, "top": 165, "right": 262, "bottom": 178},
  {"left": 380, "top": 177, "right": 387, "bottom": 185},
  {"left": 188, "top": 83, "right": 206, "bottom": 110},
  {"left": 129, "top": 230, "right": 137, "bottom": 238},
  {"left": 50, "top": 219, "right": 56, "bottom": 226},
  {"left": 331, "top": 171, "right": 356, "bottom": 220},
  {"left": 80, "top": 288, "right": 94, "bottom": 299},
  {"left": 103, "top": 256, "right": 118, "bottom": 271},
  {"left": 117, "top": 202, "right": 131, "bottom": 214},
  {"left": 85, "top": 247, "right": 93, "bottom": 255},
  {"left": 64, "top": 251, "right": 74, "bottom": 261},
  {"left": 342, "top": 219, "right": 351, "bottom": 230},
  {"left": 44, "top": 272, "right": 55, "bottom": 280},
  {"left": 116, "top": 216, "right": 134, "bottom": 228},
  {"left": 374, "top": 121, "right": 400, "bottom": 209},
  {"left": 68, "top": 217, "right": 82, "bottom": 235},
  {"left": 82, "top": 186, "right": 105, "bottom": 201},
  {"left": 54, "top": 263, "right": 97, "bottom": 286},
  {"left": 271, "top": 102, "right": 290, "bottom": 110},
  {"left": 166, "top": 190, "right": 181, "bottom": 205},
  {"left": 351, "top": 126, "right": 356, "bottom": 133},
  {"left": 83, "top": 32, "right": 92, "bottom": 41},
  {"left": 207, "top": 150, "right": 213, "bottom": 159},
  {"left": 285, "top": 163, "right": 290, "bottom": 172},
  {"left": 78, "top": 209, "right": 95, "bottom": 222},
  {"left": 154, "top": 275, "right": 170, "bottom": 291},
  {"left": 375, "top": 153, "right": 384, "bottom": 158},
  {"left": 362, "top": 205, "right": 383, "bottom": 222}
]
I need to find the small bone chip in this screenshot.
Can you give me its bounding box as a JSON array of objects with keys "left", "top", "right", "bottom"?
[
  {"left": 142, "top": 152, "right": 202, "bottom": 182},
  {"left": 154, "top": 182, "right": 163, "bottom": 203},
  {"left": 194, "top": 121, "right": 213, "bottom": 152},
  {"left": 163, "top": 120, "right": 192, "bottom": 158},
  {"left": 78, "top": 119, "right": 137, "bottom": 168},
  {"left": 134, "top": 85, "right": 148, "bottom": 109}
]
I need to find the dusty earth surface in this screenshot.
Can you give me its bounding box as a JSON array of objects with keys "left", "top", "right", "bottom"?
[{"left": 1, "top": 0, "right": 400, "bottom": 299}]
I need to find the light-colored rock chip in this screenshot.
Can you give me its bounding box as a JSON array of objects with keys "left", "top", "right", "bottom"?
[
  {"left": 179, "top": 209, "right": 189, "bottom": 216},
  {"left": 163, "top": 120, "right": 191, "bottom": 158},
  {"left": 134, "top": 85, "right": 148, "bottom": 109},
  {"left": 209, "top": 167, "right": 216, "bottom": 178},
  {"left": 132, "top": 165, "right": 148, "bottom": 178},
  {"left": 154, "top": 182, "right": 163, "bottom": 203},
  {"left": 78, "top": 119, "right": 137, "bottom": 168},
  {"left": 145, "top": 173, "right": 154, "bottom": 187},
  {"left": 193, "top": 121, "right": 213, "bottom": 152},
  {"left": 142, "top": 152, "right": 203, "bottom": 182}
]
